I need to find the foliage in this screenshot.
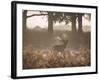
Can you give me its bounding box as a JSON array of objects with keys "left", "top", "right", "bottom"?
[{"left": 23, "top": 46, "right": 90, "bottom": 69}]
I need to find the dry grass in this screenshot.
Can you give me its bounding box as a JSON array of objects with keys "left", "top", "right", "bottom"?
[{"left": 23, "top": 45, "right": 90, "bottom": 69}]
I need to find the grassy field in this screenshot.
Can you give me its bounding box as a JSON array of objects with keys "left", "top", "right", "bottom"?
[{"left": 23, "top": 30, "right": 91, "bottom": 69}]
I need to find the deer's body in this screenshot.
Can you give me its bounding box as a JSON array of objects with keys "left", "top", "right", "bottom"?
[{"left": 53, "top": 40, "right": 68, "bottom": 52}]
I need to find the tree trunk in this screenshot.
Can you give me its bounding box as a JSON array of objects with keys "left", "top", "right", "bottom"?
[
  {"left": 78, "top": 14, "right": 82, "bottom": 33},
  {"left": 71, "top": 14, "right": 77, "bottom": 33},
  {"left": 23, "top": 10, "right": 27, "bottom": 32},
  {"left": 48, "top": 12, "right": 53, "bottom": 33}
]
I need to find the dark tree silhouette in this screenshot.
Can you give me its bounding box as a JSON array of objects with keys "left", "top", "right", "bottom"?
[
  {"left": 23, "top": 10, "right": 55, "bottom": 33},
  {"left": 78, "top": 13, "right": 83, "bottom": 33},
  {"left": 71, "top": 13, "right": 77, "bottom": 33},
  {"left": 48, "top": 12, "right": 53, "bottom": 33},
  {"left": 53, "top": 12, "right": 78, "bottom": 33},
  {"left": 23, "top": 10, "right": 47, "bottom": 32},
  {"left": 23, "top": 10, "right": 27, "bottom": 32},
  {"left": 22, "top": 11, "right": 63, "bottom": 33}
]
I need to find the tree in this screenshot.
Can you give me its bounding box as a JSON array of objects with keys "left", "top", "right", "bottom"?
[
  {"left": 22, "top": 10, "right": 48, "bottom": 32},
  {"left": 53, "top": 12, "right": 90, "bottom": 33},
  {"left": 48, "top": 12, "right": 53, "bottom": 33},
  {"left": 23, "top": 10, "right": 27, "bottom": 32},
  {"left": 22, "top": 11, "right": 65, "bottom": 33},
  {"left": 71, "top": 13, "right": 77, "bottom": 33},
  {"left": 78, "top": 13, "right": 83, "bottom": 33}
]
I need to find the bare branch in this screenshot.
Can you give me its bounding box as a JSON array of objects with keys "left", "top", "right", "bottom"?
[{"left": 27, "top": 14, "right": 48, "bottom": 18}]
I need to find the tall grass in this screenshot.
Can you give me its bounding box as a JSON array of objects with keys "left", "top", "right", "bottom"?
[{"left": 23, "top": 46, "right": 90, "bottom": 69}]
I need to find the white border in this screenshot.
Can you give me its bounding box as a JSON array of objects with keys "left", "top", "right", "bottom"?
[{"left": 17, "top": 3, "right": 96, "bottom": 77}]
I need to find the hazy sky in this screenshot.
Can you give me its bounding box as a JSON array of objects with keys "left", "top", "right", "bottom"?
[{"left": 26, "top": 11, "right": 91, "bottom": 32}]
